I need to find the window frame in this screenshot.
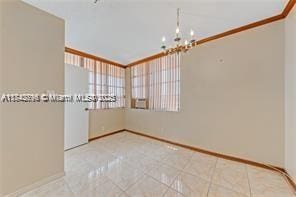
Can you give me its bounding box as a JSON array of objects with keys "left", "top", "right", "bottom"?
[
  {"left": 65, "top": 52, "right": 126, "bottom": 110},
  {"left": 130, "top": 53, "right": 180, "bottom": 112}
]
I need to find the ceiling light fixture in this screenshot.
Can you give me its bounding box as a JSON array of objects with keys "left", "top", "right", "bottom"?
[{"left": 161, "top": 8, "right": 196, "bottom": 54}]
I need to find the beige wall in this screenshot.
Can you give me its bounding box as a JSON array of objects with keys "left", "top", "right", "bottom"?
[
  {"left": 285, "top": 5, "right": 296, "bottom": 182},
  {"left": 0, "top": 1, "right": 65, "bottom": 195},
  {"left": 88, "top": 65, "right": 128, "bottom": 139},
  {"left": 0, "top": 1, "right": 3, "bottom": 195},
  {"left": 89, "top": 109, "right": 125, "bottom": 139},
  {"left": 125, "top": 21, "right": 285, "bottom": 167},
  {"left": 0, "top": 0, "right": 291, "bottom": 194}
]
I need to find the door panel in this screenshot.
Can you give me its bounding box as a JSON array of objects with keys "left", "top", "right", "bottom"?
[{"left": 64, "top": 64, "right": 89, "bottom": 150}]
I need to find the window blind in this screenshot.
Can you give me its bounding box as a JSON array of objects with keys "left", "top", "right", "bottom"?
[
  {"left": 131, "top": 53, "right": 180, "bottom": 112},
  {"left": 65, "top": 52, "right": 125, "bottom": 109}
]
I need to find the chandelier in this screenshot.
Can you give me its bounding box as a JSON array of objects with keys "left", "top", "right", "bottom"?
[{"left": 161, "top": 8, "right": 196, "bottom": 54}]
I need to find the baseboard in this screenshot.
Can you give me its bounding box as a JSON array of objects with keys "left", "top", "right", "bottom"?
[
  {"left": 88, "top": 129, "right": 125, "bottom": 142},
  {"left": 2, "top": 129, "right": 293, "bottom": 195},
  {"left": 283, "top": 170, "right": 296, "bottom": 192},
  {"left": 125, "top": 129, "right": 284, "bottom": 172},
  {"left": 64, "top": 142, "right": 88, "bottom": 151},
  {"left": 77, "top": 128, "right": 296, "bottom": 193},
  {"left": 124, "top": 129, "right": 296, "bottom": 193},
  {"left": 5, "top": 172, "right": 65, "bottom": 197}
]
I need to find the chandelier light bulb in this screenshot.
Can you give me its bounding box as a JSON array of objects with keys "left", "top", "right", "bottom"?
[
  {"left": 176, "top": 27, "right": 180, "bottom": 34},
  {"left": 190, "top": 29, "right": 194, "bottom": 37},
  {"left": 160, "top": 8, "right": 196, "bottom": 54}
]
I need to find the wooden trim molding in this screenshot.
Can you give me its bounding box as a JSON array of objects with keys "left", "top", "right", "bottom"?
[
  {"left": 65, "top": 0, "right": 296, "bottom": 68},
  {"left": 127, "top": 52, "right": 167, "bottom": 67},
  {"left": 88, "top": 129, "right": 125, "bottom": 142},
  {"left": 284, "top": 169, "right": 296, "bottom": 192},
  {"left": 191, "top": 14, "right": 284, "bottom": 47},
  {"left": 87, "top": 129, "right": 296, "bottom": 192},
  {"left": 65, "top": 47, "right": 125, "bottom": 68},
  {"left": 124, "top": 129, "right": 285, "bottom": 172},
  {"left": 126, "top": 0, "right": 296, "bottom": 67},
  {"left": 282, "top": 0, "right": 296, "bottom": 17},
  {"left": 87, "top": 128, "right": 285, "bottom": 172},
  {"left": 124, "top": 129, "right": 296, "bottom": 193},
  {"left": 5, "top": 172, "right": 65, "bottom": 197}
]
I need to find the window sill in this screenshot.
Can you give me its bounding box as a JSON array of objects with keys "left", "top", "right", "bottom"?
[
  {"left": 87, "top": 107, "right": 125, "bottom": 111},
  {"left": 129, "top": 107, "right": 180, "bottom": 113}
]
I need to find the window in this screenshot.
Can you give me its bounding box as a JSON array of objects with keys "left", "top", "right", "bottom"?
[
  {"left": 131, "top": 53, "right": 180, "bottom": 112},
  {"left": 65, "top": 52, "right": 125, "bottom": 109},
  {"left": 131, "top": 63, "right": 148, "bottom": 99}
]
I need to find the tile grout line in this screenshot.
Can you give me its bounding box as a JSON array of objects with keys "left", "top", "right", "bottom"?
[
  {"left": 87, "top": 135, "right": 145, "bottom": 196},
  {"left": 142, "top": 173, "right": 173, "bottom": 196},
  {"left": 180, "top": 155, "right": 217, "bottom": 183},
  {"left": 59, "top": 132, "right": 295, "bottom": 197},
  {"left": 122, "top": 134, "right": 182, "bottom": 196},
  {"left": 162, "top": 169, "right": 184, "bottom": 196},
  {"left": 142, "top": 153, "right": 182, "bottom": 196},
  {"left": 206, "top": 157, "right": 219, "bottom": 196},
  {"left": 245, "top": 165, "right": 253, "bottom": 197},
  {"left": 146, "top": 148, "right": 192, "bottom": 196},
  {"left": 218, "top": 161, "right": 252, "bottom": 196},
  {"left": 62, "top": 176, "right": 76, "bottom": 197},
  {"left": 102, "top": 156, "right": 135, "bottom": 194},
  {"left": 166, "top": 176, "right": 182, "bottom": 196},
  {"left": 128, "top": 137, "right": 219, "bottom": 196},
  {"left": 124, "top": 130, "right": 286, "bottom": 174},
  {"left": 125, "top": 131, "right": 295, "bottom": 196},
  {"left": 106, "top": 156, "right": 146, "bottom": 193},
  {"left": 162, "top": 153, "right": 198, "bottom": 196}
]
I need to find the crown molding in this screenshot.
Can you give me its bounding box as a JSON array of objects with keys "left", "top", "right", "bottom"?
[
  {"left": 65, "top": 47, "right": 125, "bottom": 68},
  {"left": 126, "top": 0, "right": 296, "bottom": 67}
]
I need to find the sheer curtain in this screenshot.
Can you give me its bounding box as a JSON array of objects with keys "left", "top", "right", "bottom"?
[
  {"left": 65, "top": 52, "right": 125, "bottom": 109},
  {"left": 131, "top": 62, "right": 148, "bottom": 99},
  {"left": 131, "top": 53, "right": 180, "bottom": 112}
]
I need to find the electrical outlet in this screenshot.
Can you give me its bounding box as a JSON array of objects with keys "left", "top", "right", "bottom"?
[{"left": 101, "top": 126, "right": 105, "bottom": 131}]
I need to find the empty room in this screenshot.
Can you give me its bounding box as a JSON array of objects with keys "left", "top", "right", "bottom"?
[{"left": 1, "top": 0, "right": 296, "bottom": 196}]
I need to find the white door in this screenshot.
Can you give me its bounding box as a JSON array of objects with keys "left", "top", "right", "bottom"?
[{"left": 64, "top": 64, "right": 89, "bottom": 150}]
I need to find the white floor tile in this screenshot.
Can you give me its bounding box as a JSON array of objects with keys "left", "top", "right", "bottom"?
[
  {"left": 247, "top": 165, "right": 294, "bottom": 197},
  {"left": 183, "top": 152, "right": 217, "bottom": 181},
  {"left": 170, "top": 172, "right": 210, "bottom": 197},
  {"left": 211, "top": 159, "right": 251, "bottom": 196},
  {"left": 19, "top": 132, "right": 295, "bottom": 197},
  {"left": 125, "top": 175, "right": 169, "bottom": 197},
  {"left": 147, "top": 164, "right": 180, "bottom": 187},
  {"left": 208, "top": 184, "right": 249, "bottom": 197}
]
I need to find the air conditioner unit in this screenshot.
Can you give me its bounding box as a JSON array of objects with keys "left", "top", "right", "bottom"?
[{"left": 135, "top": 99, "right": 147, "bottom": 109}]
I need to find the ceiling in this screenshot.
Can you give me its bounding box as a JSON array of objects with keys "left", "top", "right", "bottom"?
[{"left": 23, "top": 0, "right": 288, "bottom": 65}]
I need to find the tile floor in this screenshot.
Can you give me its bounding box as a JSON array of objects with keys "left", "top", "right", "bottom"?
[{"left": 21, "top": 131, "right": 295, "bottom": 197}]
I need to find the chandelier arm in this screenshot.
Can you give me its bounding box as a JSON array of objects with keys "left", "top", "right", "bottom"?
[{"left": 161, "top": 8, "right": 196, "bottom": 53}]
